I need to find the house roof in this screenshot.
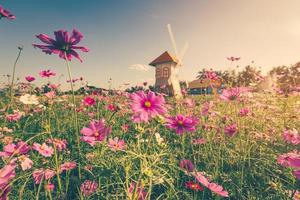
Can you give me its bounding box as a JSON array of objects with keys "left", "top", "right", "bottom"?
[
  {"left": 188, "top": 79, "right": 222, "bottom": 89},
  {"left": 149, "top": 51, "right": 178, "bottom": 66}
]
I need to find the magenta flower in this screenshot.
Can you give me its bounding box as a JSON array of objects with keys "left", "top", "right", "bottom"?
[
  {"left": 166, "top": 114, "right": 198, "bottom": 135},
  {"left": 0, "top": 141, "right": 30, "bottom": 157},
  {"left": 60, "top": 161, "right": 77, "bottom": 172},
  {"left": 80, "top": 119, "right": 111, "bottom": 146},
  {"left": 80, "top": 180, "right": 98, "bottom": 196},
  {"left": 277, "top": 151, "right": 300, "bottom": 167},
  {"left": 83, "top": 96, "right": 96, "bottom": 106},
  {"left": 25, "top": 76, "right": 35, "bottom": 82},
  {"left": 32, "top": 143, "right": 54, "bottom": 157},
  {"left": 205, "top": 70, "right": 219, "bottom": 81},
  {"left": 6, "top": 112, "right": 22, "bottom": 122},
  {"left": 0, "top": 5, "right": 16, "bottom": 20},
  {"left": 45, "top": 183, "right": 55, "bottom": 192},
  {"left": 282, "top": 129, "right": 300, "bottom": 145},
  {"left": 239, "top": 107, "right": 251, "bottom": 117},
  {"left": 39, "top": 70, "right": 56, "bottom": 78},
  {"left": 32, "top": 169, "right": 56, "bottom": 184},
  {"left": 179, "top": 159, "right": 195, "bottom": 172},
  {"left": 107, "top": 137, "right": 126, "bottom": 152},
  {"left": 130, "top": 91, "right": 167, "bottom": 123},
  {"left": 224, "top": 123, "right": 238, "bottom": 137},
  {"left": 33, "top": 29, "right": 89, "bottom": 62}
]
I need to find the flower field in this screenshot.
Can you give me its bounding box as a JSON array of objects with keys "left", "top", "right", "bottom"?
[{"left": 1, "top": 3, "right": 300, "bottom": 200}]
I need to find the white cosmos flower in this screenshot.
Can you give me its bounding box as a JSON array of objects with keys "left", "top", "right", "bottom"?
[{"left": 19, "top": 94, "right": 39, "bottom": 105}]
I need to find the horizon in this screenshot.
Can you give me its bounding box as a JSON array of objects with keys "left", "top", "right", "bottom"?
[{"left": 1, "top": 0, "right": 300, "bottom": 90}]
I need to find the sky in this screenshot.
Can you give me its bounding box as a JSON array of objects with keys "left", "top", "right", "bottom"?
[{"left": 1, "top": 0, "right": 300, "bottom": 90}]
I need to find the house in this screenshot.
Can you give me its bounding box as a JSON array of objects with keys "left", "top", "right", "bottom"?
[{"left": 188, "top": 78, "right": 222, "bottom": 95}]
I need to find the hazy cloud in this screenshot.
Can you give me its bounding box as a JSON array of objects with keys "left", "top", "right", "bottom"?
[{"left": 129, "top": 64, "right": 149, "bottom": 71}]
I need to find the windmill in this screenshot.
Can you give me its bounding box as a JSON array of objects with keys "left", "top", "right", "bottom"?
[{"left": 149, "top": 24, "right": 189, "bottom": 99}]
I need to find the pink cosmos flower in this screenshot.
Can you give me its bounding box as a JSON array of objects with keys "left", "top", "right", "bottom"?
[
  {"left": 45, "top": 91, "right": 56, "bottom": 99},
  {"left": 33, "top": 29, "right": 89, "bottom": 62},
  {"left": 282, "top": 129, "right": 300, "bottom": 145},
  {"left": 107, "top": 104, "right": 117, "bottom": 112},
  {"left": 80, "top": 119, "right": 111, "bottom": 146},
  {"left": 130, "top": 91, "right": 167, "bottom": 123},
  {"left": 166, "top": 114, "right": 198, "bottom": 135},
  {"left": 0, "top": 164, "right": 15, "bottom": 200},
  {"left": 18, "top": 155, "right": 33, "bottom": 171},
  {"left": 32, "top": 169, "right": 56, "bottom": 184},
  {"left": 193, "top": 171, "right": 229, "bottom": 197},
  {"left": 39, "top": 70, "right": 56, "bottom": 78},
  {"left": 220, "top": 87, "right": 245, "bottom": 101},
  {"left": 83, "top": 96, "right": 96, "bottom": 106},
  {"left": 288, "top": 157, "right": 300, "bottom": 168},
  {"left": 205, "top": 70, "right": 219, "bottom": 81},
  {"left": 179, "top": 159, "right": 195, "bottom": 172},
  {"left": 128, "top": 181, "right": 147, "bottom": 200},
  {"left": 183, "top": 98, "right": 195, "bottom": 108},
  {"left": 46, "top": 138, "right": 67, "bottom": 152},
  {"left": 80, "top": 180, "right": 98, "bottom": 196},
  {"left": 25, "top": 76, "right": 35, "bottom": 82},
  {"left": 60, "top": 161, "right": 77, "bottom": 172},
  {"left": 107, "top": 137, "right": 126, "bottom": 151},
  {"left": 0, "top": 141, "right": 30, "bottom": 157},
  {"left": 293, "top": 191, "right": 300, "bottom": 200},
  {"left": 0, "top": 5, "right": 16, "bottom": 20},
  {"left": 32, "top": 143, "right": 54, "bottom": 157},
  {"left": 207, "top": 183, "right": 229, "bottom": 197},
  {"left": 185, "top": 181, "right": 204, "bottom": 191},
  {"left": 239, "top": 107, "right": 251, "bottom": 117},
  {"left": 277, "top": 151, "right": 300, "bottom": 167},
  {"left": 6, "top": 112, "right": 22, "bottom": 122},
  {"left": 224, "top": 123, "right": 238, "bottom": 137}
]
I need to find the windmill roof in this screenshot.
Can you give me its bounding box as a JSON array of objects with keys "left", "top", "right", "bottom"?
[{"left": 149, "top": 51, "right": 178, "bottom": 66}]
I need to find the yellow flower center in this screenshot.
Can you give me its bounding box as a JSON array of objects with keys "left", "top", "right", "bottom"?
[
  {"left": 144, "top": 101, "right": 151, "bottom": 108},
  {"left": 94, "top": 131, "right": 99, "bottom": 137},
  {"left": 178, "top": 120, "right": 183, "bottom": 125}
]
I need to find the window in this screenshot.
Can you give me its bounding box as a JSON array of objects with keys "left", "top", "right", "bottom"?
[
  {"left": 163, "top": 67, "right": 169, "bottom": 78},
  {"left": 156, "top": 68, "right": 161, "bottom": 78}
]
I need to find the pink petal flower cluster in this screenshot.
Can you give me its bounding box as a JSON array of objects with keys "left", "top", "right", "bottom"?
[
  {"left": 130, "top": 91, "right": 167, "bottom": 123},
  {"left": 83, "top": 96, "right": 96, "bottom": 106},
  {"left": 32, "top": 169, "right": 56, "bottom": 184},
  {"left": 282, "top": 129, "right": 300, "bottom": 145},
  {"left": 18, "top": 155, "right": 33, "bottom": 171},
  {"left": 46, "top": 138, "right": 67, "bottom": 152},
  {"left": 0, "top": 5, "right": 16, "bottom": 20},
  {"left": 220, "top": 87, "right": 248, "bottom": 101},
  {"left": 0, "top": 141, "right": 30, "bottom": 157},
  {"left": 60, "top": 161, "right": 77, "bottom": 172},
  {"left": 25, "top": 76, "right": 35, "bottom": 82},
  {"left": 6, "top": 112, "right": 22, "bottom": 122},
  {"left": 33, "top": 29, "right": 89, "bottom": 62},
  {"left": 224, "top": 123, "right": 238, "bottom": 137},
  {"left": 107, "top": 137, "right": 126, "bottom": 152},
  {"left": 192, "top": 171, "right": 229, "bottom": 197},
  {"left": 205, "top": 70, "right": 219, "bottom": 81},
  {"left": 0, "top": 164, "right": 16, "bottom": 199},
  {"left": 166, "top": 114, "right": 198, "bottom": 135},
  {"left": 80, "top": 180, "right": 98, "bottom": 196},
  {"left": 32, "top": 143, "right": 54, "bottom": 157},
  {"left": 39, "top": 70, "right": 56, "bottom": 78},
  {"left": 179, "top": 159, "right": 195, "bottom": 172},
  {"left": 80, "top": 119, "right": 111, "bottom": 146},
  {"left": 277, "top": 151, "right": 300, "bottom": 180}
]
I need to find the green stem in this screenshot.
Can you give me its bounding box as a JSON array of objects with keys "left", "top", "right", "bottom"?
[
  {"left": 64, "top": 52, "right": 81, "bottom": 179},
  {"left": 8, "top": 46, "right": 23, "bottom": 110}
]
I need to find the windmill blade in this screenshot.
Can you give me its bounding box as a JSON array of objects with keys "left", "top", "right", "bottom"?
[
  {"left": 167, "top": 24, "right": 178, "bottom": 56},
  {"left": 177, "top": 42, "right": 189, "bottom": 66}
]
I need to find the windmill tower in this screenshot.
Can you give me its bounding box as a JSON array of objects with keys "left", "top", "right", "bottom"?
[{"left": 149, "top": 24, "right": 188, "bottom": 99}]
